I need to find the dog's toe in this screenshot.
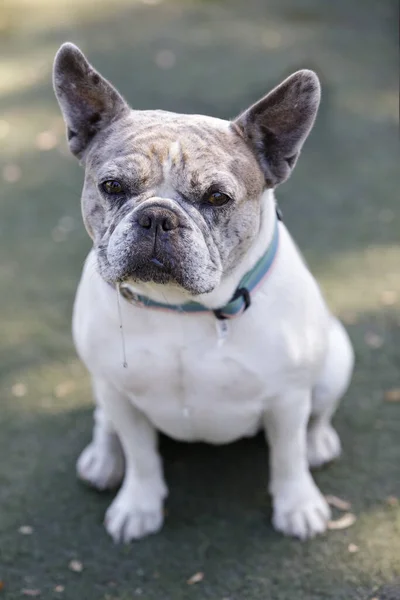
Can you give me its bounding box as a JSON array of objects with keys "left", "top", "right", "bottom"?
[
  {"left": 105, "top": 487, "right": 164, "bottom": 543},
  {"left": 77, "top": 442, "right": 125, "bottom": 490},
  {"left": 274, "top": 501, "right": 328, "bottom": 540},
  {"left": 272, "top": 478, "right": 331, "bottom": 540},
  {"left": 307, "top": 424, "right": 341, "bottom": 468}
]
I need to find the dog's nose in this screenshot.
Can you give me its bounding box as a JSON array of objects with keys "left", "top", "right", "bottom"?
[{"left": 136, "top": 206, "right": 180, "bottom": 232}]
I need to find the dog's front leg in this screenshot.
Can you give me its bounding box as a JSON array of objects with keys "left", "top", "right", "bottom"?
[
  {"left": 77, "top": 400, "right": 125, "bottom": 491},
  {"left": 93, "top": 379, "right": 168, "bottom": 543},
  {"left": 264, "top": 389, "right": 330, "bottom": 539}
]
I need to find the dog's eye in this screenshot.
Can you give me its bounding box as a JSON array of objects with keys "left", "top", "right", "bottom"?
[
  {"left": 205, "top": 191, "right": 231, "bottom": 207},
  {"left": 102, "top": 180, "right": 124, "bottom": 195}
]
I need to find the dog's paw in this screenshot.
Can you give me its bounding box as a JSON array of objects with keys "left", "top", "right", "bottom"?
[
  {"left": 272, "top": 477, "right": 331, "bottom": 540},
  {"left": 105, "top": 481, "right": 165, "bottom": 543},
  {"left": 307, "top": 424, "right": 341, "bottom": 468},
  {"left": 77, "top": 441, "right": 125, "bottom": 491}
]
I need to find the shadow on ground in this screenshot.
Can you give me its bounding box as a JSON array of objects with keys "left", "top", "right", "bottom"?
[{"left": 0, "top": 0, "right": 399, "bottom": 599}]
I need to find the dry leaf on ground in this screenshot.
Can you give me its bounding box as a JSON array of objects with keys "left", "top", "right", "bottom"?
[
  {"left": 68, "top": 560, "right": 83, "bottom": 573},
  {"left": 348, "top": 543, "right": 359, "bottom": 553},
  {"left": 54, "top": 586, "right": 64, "bottom": 593},
  {"left": 21, "top": 590, "right": 41, "bottom": 597},
  {"left": 327, "top": 513, "right": 357, "bottom": 530},
  {"left": 187, "top": 572, "right": 204, "bottom": 585},
  {"left": 384, "top": 388, "right": 400, "bottom": 402},
  {"left": 0, "top": 580, "right": 4, "bottom": 591},
  {"left": 325, "top": 495, "right": 351, "bottom": 511},
  {"left": 18, "top": 525, "right": 33, "bottom": 535}
]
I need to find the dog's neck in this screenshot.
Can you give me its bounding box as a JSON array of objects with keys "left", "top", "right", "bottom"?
[{"left": 122, "top": 189, "right": 278, "bottom": 310}]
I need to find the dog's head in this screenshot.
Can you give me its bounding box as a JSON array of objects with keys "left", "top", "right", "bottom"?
[{"left": 53, "top": 43, "right": 320, "bottom": 295}]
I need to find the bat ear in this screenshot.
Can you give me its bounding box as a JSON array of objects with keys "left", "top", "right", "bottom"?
[
  {"left": 233, "top": 70, "right": 321, "bottom": 186},
  {"left": 53, "top": 43, "right": 129, "bottom": 158}
]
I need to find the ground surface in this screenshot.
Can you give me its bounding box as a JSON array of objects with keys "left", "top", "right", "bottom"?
[{"left": 0, "top": 0, "right": 399, "bottom": 599}]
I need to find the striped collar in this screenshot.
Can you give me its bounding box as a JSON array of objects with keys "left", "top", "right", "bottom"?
[{"left": 119, "top": 208, "right": 281, "bottom": 320}]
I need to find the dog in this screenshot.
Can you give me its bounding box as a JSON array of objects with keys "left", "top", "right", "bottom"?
[{"left": 53, "top": 43, "right": 354, "bottom": 543}]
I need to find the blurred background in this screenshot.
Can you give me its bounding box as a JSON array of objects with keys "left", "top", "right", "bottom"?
[{"left": 0, "top": 1, "right": 399, "bottom": 599}]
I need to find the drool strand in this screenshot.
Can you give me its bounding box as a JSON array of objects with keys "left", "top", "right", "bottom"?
[{"left": 116, "top": 283, "right": 128, "bottom": 368}]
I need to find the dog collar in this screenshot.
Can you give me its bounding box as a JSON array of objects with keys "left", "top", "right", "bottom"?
[{"left": 119, "top": 207, "right": 281, "bottom": 320}]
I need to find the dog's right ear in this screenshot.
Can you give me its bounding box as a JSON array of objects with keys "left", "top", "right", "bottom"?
[{"left": 53, "top": 43, "right": 129, "bottom": 159}]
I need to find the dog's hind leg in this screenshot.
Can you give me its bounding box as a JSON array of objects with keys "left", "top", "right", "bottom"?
[
  {"left": 77, "top": 382, "right": 125, "bottom": 490},
  {"left": 307, "top": 318, "right": 354, "bottom": 468}
]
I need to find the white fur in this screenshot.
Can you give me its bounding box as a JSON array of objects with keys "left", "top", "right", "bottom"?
[{"left": 73, "top": 190, "right": 354, "bottom": 542}]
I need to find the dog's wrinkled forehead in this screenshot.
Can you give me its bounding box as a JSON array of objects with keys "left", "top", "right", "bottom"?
[{"left": 87, "top": 110, "right": 263, "bottom": 198}]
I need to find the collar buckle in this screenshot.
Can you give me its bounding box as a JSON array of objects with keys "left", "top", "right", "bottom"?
[{"left": 232, "top": 286, "right": 251, "bottom": 310}]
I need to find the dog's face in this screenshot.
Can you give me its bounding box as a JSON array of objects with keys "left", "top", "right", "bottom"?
[
  {"left": 80, "top": 111, "right": 266, "bottom": 294},
  {"left": 53, "top": 44, "right": 320, "bottom": 295}
]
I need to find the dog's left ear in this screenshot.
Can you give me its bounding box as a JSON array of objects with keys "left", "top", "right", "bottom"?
[
  {"left": 53, "top": 43, "right": 129, "bottom": 159},
  {"left": 233, "top": 70, "right": 320, "bottom": 187}
]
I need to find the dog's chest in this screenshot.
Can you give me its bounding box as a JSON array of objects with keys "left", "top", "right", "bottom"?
[{"left": 82, "top": 312, "right": 269, "bottom": 443}]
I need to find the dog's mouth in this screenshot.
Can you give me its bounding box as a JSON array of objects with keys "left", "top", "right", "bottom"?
[
  {"left": 127, "top": 263, "right": 173, "bottom": 285},
  {"left": 109, "top": 256, "right": 217, "bottom": 296},
  {"left": 118, "top": 250, "right": 181, "bottom": 287}
]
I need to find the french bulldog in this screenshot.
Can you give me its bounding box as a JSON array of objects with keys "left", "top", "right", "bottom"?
[{"left": 53, "top": 43, "right": 354, "bottom": 543}]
